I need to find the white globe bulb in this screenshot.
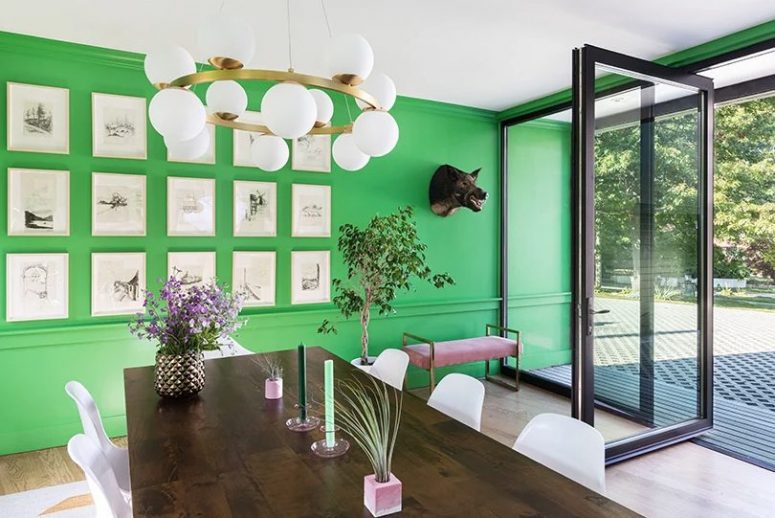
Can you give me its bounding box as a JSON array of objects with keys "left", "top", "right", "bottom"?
[
  {"left": 261, "top": 83, "right": 317, "bottom": 139},
  {"left": 327, "top": 34, "right": 374, "bottom": 83},
  {"left": 198, "top": 14, "right": 255, "bottom": 68},
  {"left": 165, "top": 126, "right": 210, "bottom": 160},
  {"left": 144, "top": 46, "right": 196, "bottom": 87},
  {"left": 206, "top": 80, "right": 247, "bottom": 118},
  {"left": 149, "top": 88, "right": 206, "bottom": 142},
  {"left": 353, "top": 110, "right": 399, "bottom": 157},
  {"left": 251, "top": 135, "right": 289, "bottom": 171},
  {"left": 356, "top": 73, "right": 397, "bottom": 111},
  {"left": 333, "top": 133, "right": 370, "bottom": 171},
  {"left": 309, "top": 89, "right": 334, "bottom": 125}
]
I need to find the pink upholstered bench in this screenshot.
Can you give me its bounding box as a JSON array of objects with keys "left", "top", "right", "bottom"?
[{"left": 402, "top": 324, "right": 522, "bottom": 391}]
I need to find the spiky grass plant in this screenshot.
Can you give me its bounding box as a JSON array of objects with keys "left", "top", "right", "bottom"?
[
  {"left": 253, "top": 355, "right": 283, "bottom": 380},
  {"left": 335, "top": 373, "right": 403, "bottom": 483}
]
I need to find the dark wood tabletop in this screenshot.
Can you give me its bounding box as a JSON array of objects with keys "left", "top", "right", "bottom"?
[{"left": 125, "top": 347, "right": 638, "bottom": 517}]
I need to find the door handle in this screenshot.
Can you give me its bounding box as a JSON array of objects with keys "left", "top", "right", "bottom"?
[{"left": 592, "top": 309, "right": 611, "bottom": 315}]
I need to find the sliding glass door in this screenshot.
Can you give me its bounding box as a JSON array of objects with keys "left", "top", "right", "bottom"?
[{"left": 572, "top": 45, "right": 714, "bottom": 461}]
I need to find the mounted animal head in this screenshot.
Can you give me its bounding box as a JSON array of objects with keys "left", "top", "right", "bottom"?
[{"left": 429, "top": 165, "right": 487, "bottom": 217}]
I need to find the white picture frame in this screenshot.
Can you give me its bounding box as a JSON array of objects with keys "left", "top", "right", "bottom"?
[
  {"left": 233, "top": 251, "right": 276, "bottom": 307},
  {"left": 91, "top": 93, "right": 147, "bottom": 159},
  {"left": 167, "top": 176, "right": 215, "bottom": 236},
  {"left": 292, "top": 134, "right": 331, "bottom": 172},
  {"left": 7, "top": 82, "right": 69, "bottom": 154},
  {"left": 8, "top": 168, "right": 70, "bottom": 236},
  {"left": 292, "top": 184, "right": 331, "bottom": 237},
  {"left": 6, "top": 253, "right": 69, "bottom": 322},
  {"left": 92, "top": 172, "right": 146, "bottom": 236},
  {"left": 233, "top": 181, "right": 277, "bottom": 237},
  {"left": 291, "top": 251, "right": 330, "bottom": 304},
  {"left": 233, "top": 111, "right": 265, "bottom": 167},
  {"left": 168, "top": 123, "right": 216, "bottom": 164},
  {"left": 168, "top": 251, "right": 216, "bottom": 288},
  {"left": 91, "top": 252, "right": 146, "bottom": 317}
]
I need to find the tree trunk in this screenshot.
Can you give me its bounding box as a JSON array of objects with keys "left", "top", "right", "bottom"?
[{"left": 360, "top": 303, "right": 371, "bottom": 364}]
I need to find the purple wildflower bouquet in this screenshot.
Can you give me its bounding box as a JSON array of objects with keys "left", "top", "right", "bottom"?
[{"left": 129, "top": 273, "right": 246, "bottom": 356}]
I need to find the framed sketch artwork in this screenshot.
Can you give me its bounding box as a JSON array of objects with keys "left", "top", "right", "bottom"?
[
  {"left": 6, "top": 253, "right": 69, "bottom": 322},
  {"left": 291, "top": 251, "right": 330, "bottom": 304},
  {"left": 92, "top": 172, "right": 146, "bottom": 236},
  {"left": 168, "top": 123, "right": 215, "bottom": 164},
  {"left": 292, "top": 134, "right": 331, "bottom": 172},
  {"left": 233, "top": 181, "right": 277, "bottom": 237},
  {"left": 168, "top": 252, "right": 216, "bottom": 288},
  {"left": 7, "top": 82, "right": 69, "bottom": 154},
  {"left": 233, "top": 111, "right": 265, "bottom": 167},
  {"left": 292, "top": 184, "right": 331, "bottom": 237},
  {"left": 8, "top": 168, "right": 70, "bottom": 236},
  {"left": 233, "top": 252, "right": 276, "bottom": 307},
  {"left": 167, "top": 176, "right": 215, "bottom": 236},
  {"left": 92, "top": 93, "right": 147, "bottom": 159},
  {"left": 91, "top": 253, "right": 146, "bottom": 316}
]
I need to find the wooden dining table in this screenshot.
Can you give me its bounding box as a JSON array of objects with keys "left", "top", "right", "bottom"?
[{"left": 125, "top": 347, "right": 638, "bottom": 517}]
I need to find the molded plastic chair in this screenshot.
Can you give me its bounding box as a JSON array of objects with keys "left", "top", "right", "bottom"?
[
  {"left": 513, "top": 413, "right": 606, "bottom": 494},
  {"left": 427, "top": 373, "right": 485, "bottom": 431},
  {"left": 65, "top": 381, "right": 130, "bottom": 496},
  {"left": 68, "top": 434, "right": 132, "bottom": 518},
  {"left": 203, "top": 336, "right": 254, "bottom": 359},
  {"left": 369, "top": 349, "right": 410, "bottom": 390}
]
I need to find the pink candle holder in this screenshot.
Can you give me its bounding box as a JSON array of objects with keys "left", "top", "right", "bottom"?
[
  {"left": 364, "top": 473, "right": 402, "bottom": 517},
  {"left": 265, "top": 378, "right": 283, "bottom": 399}
]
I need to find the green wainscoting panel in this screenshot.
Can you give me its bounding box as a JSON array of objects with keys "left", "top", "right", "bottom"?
[
  {"left": 507, "top": 119, "right": 572, "bottom": 370},
  {"left": 0, "top": 31, "right": 499, "bottom": 454}
]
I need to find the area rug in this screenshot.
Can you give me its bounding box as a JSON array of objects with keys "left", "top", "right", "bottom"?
[{"left": 0, "top": 481, "right": 93, "bottom": 517}]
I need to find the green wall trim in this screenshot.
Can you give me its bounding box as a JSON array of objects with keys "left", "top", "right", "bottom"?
[
  {"left": 507, "top": 292, "right": 572, "bottom": 308},
  {"left": 0, "top": 415, "right": 127, "bottom": 457},
  {"left": 497, "top": 18, "right": 775, "bottom": 121}
]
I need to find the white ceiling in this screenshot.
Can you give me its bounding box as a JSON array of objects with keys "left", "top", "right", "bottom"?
[{"left": 1, "top": 0, "right": 774, "bottom": 111}]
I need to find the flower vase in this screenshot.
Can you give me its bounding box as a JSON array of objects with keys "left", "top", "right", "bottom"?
[
  {"left": 154, "top": 352, "right": 205, "bottom": 399},
  {"left": 364, "top": 473, "right": 402, "bottom": 517},
  {"left": 265, "top": 378, "right": 283, "bottom": 399}
]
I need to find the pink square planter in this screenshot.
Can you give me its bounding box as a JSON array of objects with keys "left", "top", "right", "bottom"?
[
  {"left": 264, "top": 378, "right": 283, "bottom": 399},
  {"left": 364, "top": 473, "right": 402, "bottom": 517}
]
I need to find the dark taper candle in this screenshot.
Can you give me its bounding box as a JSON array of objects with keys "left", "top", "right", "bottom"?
[{"left": 297, "top": 344, "right": 307, "bottom": 420}]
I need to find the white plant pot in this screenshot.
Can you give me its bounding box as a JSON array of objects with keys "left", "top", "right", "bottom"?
[{"left": 351, "top": 356, "right": 378, "bottom": 372}]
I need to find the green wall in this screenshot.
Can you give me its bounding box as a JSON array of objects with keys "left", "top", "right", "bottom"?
[
  {"left": 0, "top": 32, "right": 499, "bottom": 454},
  {"left": 507, "top": 119, "right": 572, "bottom": 370}
]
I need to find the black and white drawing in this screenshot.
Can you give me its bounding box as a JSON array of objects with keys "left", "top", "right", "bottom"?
[
  {"left": 168, "top": 252, "right": 216, "bottom": 288},
  {"left": 168, "top": 123, "right": 216, "bottom": 164},
  {"left": 8, "top": 168, "right": 69, "bottom": 236},
  {"left": 7, "top": 83, "right": 69, "bottom": 154},
  {"left": 91, "top": 253, "right": 146, "bottom": 316},
  {"left": 233, "top": 180, "right": 277, "bottom": 237},
  {"left": 92, "top": 93, "right": 147, "bottom": 159},
  {"left": 92, "top": 172, "right": 146, "bottom": 236},
  {"left": 292, "top": 134, "right": 331, "bottom": 172},
  {"left": 233, "top": 252, "right": 276, "bottom": 307},
  {"left": 291, "top": 251, "right": 330, "bottom": 304},
  {"left": 167, "top": 177, "right": 216, "bottom": 236},
  {"left": 6, "top": 253, "right": 69, "bottom": 321},
  {"left": 292, "top": 184, "right": 331, "bottom": 237},
  {"left": 233, "top": 111, "right": 265, "bottom": 167}
]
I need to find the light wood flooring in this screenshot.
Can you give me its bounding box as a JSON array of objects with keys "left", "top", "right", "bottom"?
[{"left": 2, "top": 386, "right": 775, "bottom": 517}]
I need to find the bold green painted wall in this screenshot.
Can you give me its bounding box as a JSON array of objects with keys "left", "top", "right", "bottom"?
[
  {"left": 0, "top": 32, "right": 499, "bottom": 454},
  {"left": 507, "top": 119, "right": 571, "bottom": 370}
]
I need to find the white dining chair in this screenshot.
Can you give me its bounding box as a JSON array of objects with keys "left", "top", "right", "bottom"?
[
  {"left": 427, "top": 373, "right": 485, "bottom": 431},
  {"left": 65, "top": 381, "right": 130, "bottom": 497},
  {"left": 513, "top": 413, "right": 606, "bottom": 494},
  {"left": 203, "top": 336, "right": 254, "bottom": 359},
  {"left": 68, "top": 434, "right": 133, "bottom": 518},
  {"left": 369, "top": 349, "right": 410, "bottom": 390}
]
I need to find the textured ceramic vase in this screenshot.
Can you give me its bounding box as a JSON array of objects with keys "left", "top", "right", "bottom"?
[
  {"left": 154, "top": 352, "right": 205, "bottom": 399},
  {"left": 265, "top": 378, "right": 283, "bottom": 399},
  {"left": 364, "top": 473, "right": 402, "bottom": 517}
]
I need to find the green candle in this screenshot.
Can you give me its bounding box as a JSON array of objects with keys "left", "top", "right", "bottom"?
[
  {"left": 297, "top": 344, "right": 307, "bottom": 420},
  {"left": 324, "top": 359, "right": 335, "bottom": 447}
]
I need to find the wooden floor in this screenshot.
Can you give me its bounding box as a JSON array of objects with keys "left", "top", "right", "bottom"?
[{"left": 2, "top": 386, "right": 775, "bottom": 517}]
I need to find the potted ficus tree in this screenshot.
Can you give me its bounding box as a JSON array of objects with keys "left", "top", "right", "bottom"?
[
  {"left": 336, "top": 373, "right": 404, "bottom": 517},
  {"left": 319, "top": 206, "right": 454, "bottom": 366}
]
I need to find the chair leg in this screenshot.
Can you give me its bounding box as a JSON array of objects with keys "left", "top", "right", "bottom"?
[
  {"left": 429, "top": 366, "right": 436, "bottom": 393},
  {"left": 515, "top": 355, "right": 520, "bottom": 391}
]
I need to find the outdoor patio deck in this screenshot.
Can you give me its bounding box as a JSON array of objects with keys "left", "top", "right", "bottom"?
[{"left": 528, "top": 298, "right": 775, "bottom": 470}]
